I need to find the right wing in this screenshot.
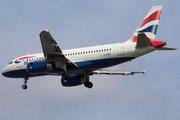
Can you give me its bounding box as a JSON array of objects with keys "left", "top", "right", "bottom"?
[
  {"left": 39, "top": 28, "right": 77, "bottom": 67},
  {"left": 92, "top": 69, "right": 146, "bottom": 76},
  {"left": 39, "top": 29, "right": 64, "bottom": 61}
]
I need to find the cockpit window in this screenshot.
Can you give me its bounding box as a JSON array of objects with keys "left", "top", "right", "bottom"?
[{"left": 8, "top": 61, "right": 13, "bottom": 65}]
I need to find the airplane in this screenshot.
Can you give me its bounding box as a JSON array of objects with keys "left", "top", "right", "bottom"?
[{"left": 1, "top": 5, "right": 176, "bottom": 90}]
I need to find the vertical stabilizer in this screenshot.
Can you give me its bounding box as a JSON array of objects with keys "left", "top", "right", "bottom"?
[{"left": 130, "top": 5, "right": 162, "bottom": 42}]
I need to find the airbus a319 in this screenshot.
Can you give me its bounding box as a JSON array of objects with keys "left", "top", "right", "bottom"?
[{"left": 2, "top": 5, "right": 176, "bottom": 90}]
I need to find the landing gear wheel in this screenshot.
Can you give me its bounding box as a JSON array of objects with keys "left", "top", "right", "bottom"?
[
  {"left": 22, "top": 84, "right": 28, "bottom": 90},
  {"left": 88, "top": 82, "right": 93, "bottom": 88},
  {"left": 84, "top": 81, "right": 93, "bottom": 89},
  {"left": 62, "top": 72, "right": 70, "bottom": 79}
]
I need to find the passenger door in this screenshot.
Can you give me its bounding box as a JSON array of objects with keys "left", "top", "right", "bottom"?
[{"left": 117, "top": 43, "right": 124, "bottom": 55}]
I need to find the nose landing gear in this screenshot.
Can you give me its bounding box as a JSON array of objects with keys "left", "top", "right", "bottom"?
[{"left": 22, "top": 77, "right": 28, "bottom": 90}]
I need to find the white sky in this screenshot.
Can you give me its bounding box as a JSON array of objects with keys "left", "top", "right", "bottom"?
[{"left": 0, "top": 0, "right": 179, "bottom": 120}]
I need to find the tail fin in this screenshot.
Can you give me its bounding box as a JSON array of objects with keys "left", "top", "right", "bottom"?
[{"left": 130, "top": 5, "right": 162, "bottom": 42}]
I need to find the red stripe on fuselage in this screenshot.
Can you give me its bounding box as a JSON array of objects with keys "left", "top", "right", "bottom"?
[
  {"left": 138, "top": 10, "right": 161, "bottom": 28},
  {"left": 15, "top": 56, "right": 36, "bottom": 61}
]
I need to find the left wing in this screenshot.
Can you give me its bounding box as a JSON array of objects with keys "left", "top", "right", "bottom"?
[{"left": 92, "top": 69, "right": 146, "bottom": 76}]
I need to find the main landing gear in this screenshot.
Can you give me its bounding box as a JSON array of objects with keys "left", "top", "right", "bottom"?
[
  {"left": 22, "top": 77, "right": 28, "bottom": 90},
  {"left": 84, "top": 75, "right": 93, "bottom": 89},
  {"left": 84, "top": 81, "right": 93, "bottom": 89}
]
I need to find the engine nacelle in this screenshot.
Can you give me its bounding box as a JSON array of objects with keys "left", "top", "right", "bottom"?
[
  {"left": 27, "top": 61, "right": 55, "bottom": 74},
  {"left": 61, "top": 75, "right": 86, "bottom": 87}
]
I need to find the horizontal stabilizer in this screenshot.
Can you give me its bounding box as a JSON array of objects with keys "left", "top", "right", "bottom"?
[
  {"left": 136, "top": 33, "right": 152, "bottom": 48},
  {"left": 155, "top": 47, "right": 177, "bottom": 50}
]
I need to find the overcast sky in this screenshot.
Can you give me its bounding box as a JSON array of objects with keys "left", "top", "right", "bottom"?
[{"left": 0, "top": 0, "right": 180, "bottom": 120}]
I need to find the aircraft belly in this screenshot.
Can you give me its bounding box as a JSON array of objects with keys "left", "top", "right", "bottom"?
[{"left": 49, "top": 57, "right": 135, "bottom": 75}]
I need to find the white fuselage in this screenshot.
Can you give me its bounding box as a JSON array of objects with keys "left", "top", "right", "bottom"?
[{"left": 2, "top": 40, "right": 155, "bottom": 78}]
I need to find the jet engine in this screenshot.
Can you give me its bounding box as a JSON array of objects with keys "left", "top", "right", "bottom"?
[
  {"left": 27, "top": 61, "right": 55, "bottom": 74},
  {"left": 61, "top": 74, "right": 86, "bottom": 87}
]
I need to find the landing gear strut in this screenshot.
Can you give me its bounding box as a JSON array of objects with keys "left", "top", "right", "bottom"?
[
  {"left": 84, "top": 75, "right": 93, "bottom": 89},
  {"left": 22, "top": 77, "right": 28, "bottom": 90},
  {"left": 62, "top": 72, "right": 70, "bottom": 79}
]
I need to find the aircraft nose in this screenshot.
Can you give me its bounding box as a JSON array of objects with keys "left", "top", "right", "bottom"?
[
  {"left": 2, "top": 68, "right": 6, "bottom": 77},
  {"left": 2, "top": 67, "right": 8, "bottom": 77}
]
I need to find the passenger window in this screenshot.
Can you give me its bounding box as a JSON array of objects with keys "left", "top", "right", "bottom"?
[
  {"left": 96, "top": 50, "right": 98, "bottom": 52},
  {"left": 104, "top": 49, "right": 106, "bottom": 51}
]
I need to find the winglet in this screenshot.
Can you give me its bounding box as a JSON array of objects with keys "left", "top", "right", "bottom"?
[
  {"left": 143, "top": 70, "right": 146, "bottom": 75},
  {"left": 45, "top": 27, "right": 50, "bottom": 32}
]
